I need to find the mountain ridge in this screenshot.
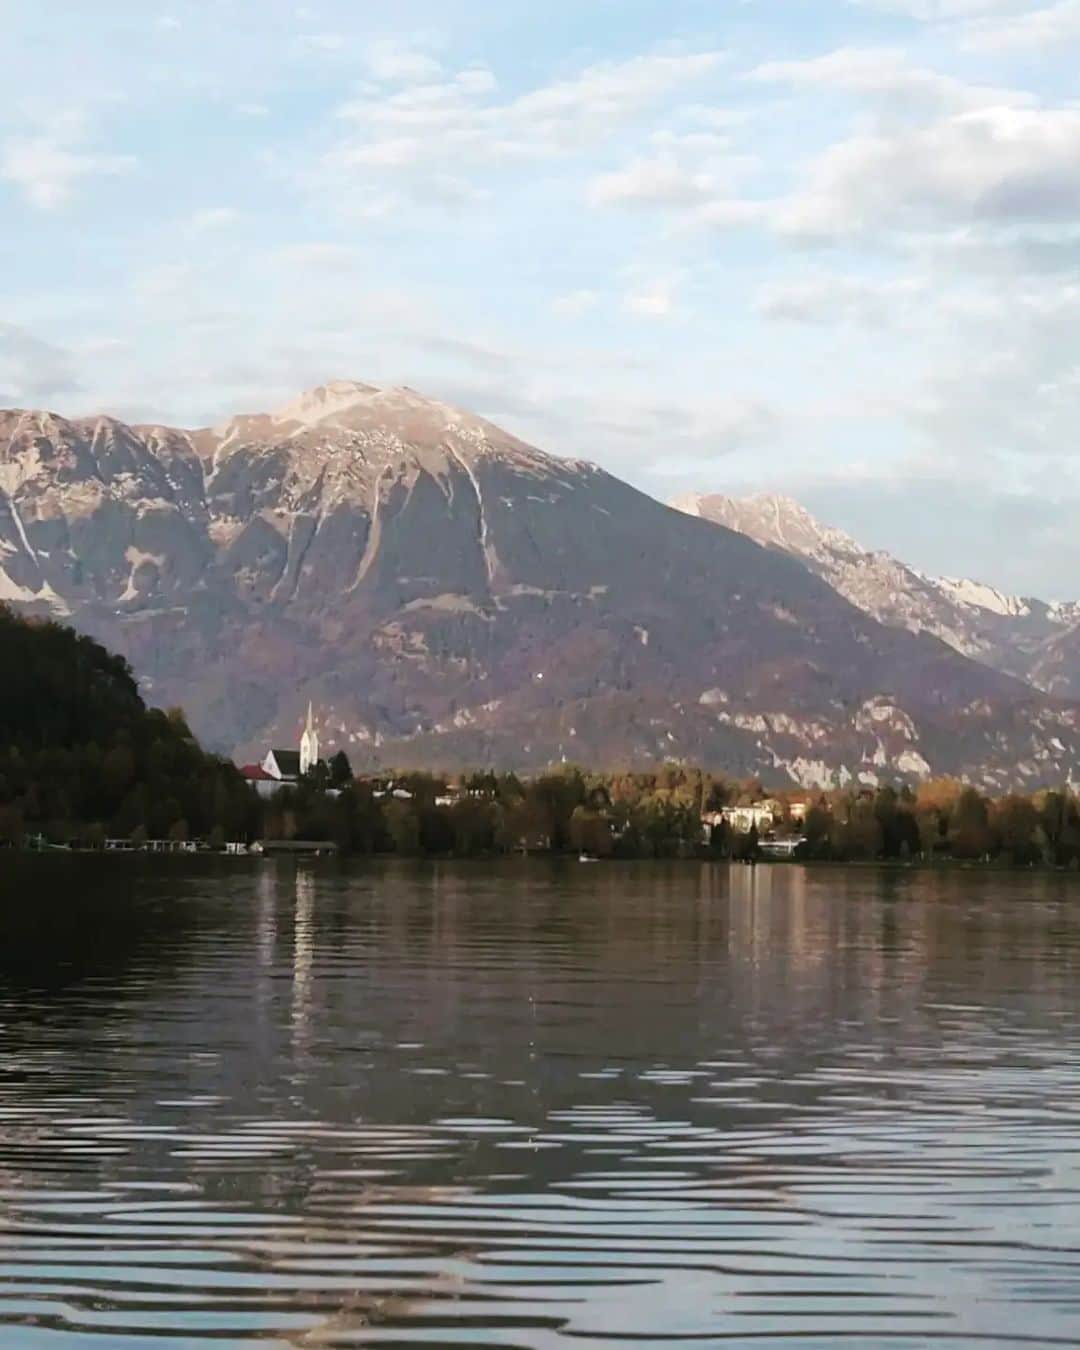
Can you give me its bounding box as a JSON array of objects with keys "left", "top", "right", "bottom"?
[
  {"left": 2, "top": 385, "right": 1079, "bottom": 791},
  {"left": 672, "top": 491, "right": 1080, "bottom": 694}
]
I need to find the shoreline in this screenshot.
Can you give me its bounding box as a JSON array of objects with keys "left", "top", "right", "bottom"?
[{"left": 3, "top": 848, "right": 1078, "bottom": 876}]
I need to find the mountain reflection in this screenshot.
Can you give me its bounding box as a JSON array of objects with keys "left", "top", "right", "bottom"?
[{"left": 0, "top": 859, "right": 1078, "bottom": 1345}]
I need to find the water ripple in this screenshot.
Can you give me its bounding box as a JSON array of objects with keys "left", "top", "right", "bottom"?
[{"left": 0, "top": 859, "right": 1078, "bottom": 1345}]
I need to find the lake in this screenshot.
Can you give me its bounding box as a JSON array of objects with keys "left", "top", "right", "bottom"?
[{"left": 0, "top": 858, "right": 1079, "bottom": 1347}]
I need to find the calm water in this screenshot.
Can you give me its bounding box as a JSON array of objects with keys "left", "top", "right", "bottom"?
[{"left": 0, "top": 859, "right": 1079, "bottom": 1348}]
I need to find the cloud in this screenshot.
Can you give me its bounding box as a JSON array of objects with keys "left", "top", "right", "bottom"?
[
  {"left": 0, "top": 324, "right": 81, "bottom": 402},
  {"left": 637, "top": 399, "right": 784, "bottom": 475},
  {"left": 962, "top": 0, "right": 1080, "bottom": 48},
  {"left": 272, "top": 242, "right": 363, "bottom": 272},
  {"left": 748, "top": 46, "right": 1031, "bottom": 115},
  {"left": 778, "top": 107, "right": 1080, "bottom": 240},
  {"left": 757, "top": 273, "right": 923, "bottom": 324},
  {"left": 1, "top": 122, "right": 135, "bottom": 209},
  {"left": 589, "top": 155, "right": 718, "bottom": 208},
  {"left": 364, "top": 37, "right": 443, "bottom": 83},
  {"left": 795, "top": 470, "right": 1080, "bottom": 597},
  {"left": 326, "top": 49, "right": 723, "bottom": 198},
  {"left": 848, "top": 0, "right": 1026, "bottom": 17},
  {"left": 623, "top": 275, "right": 680, "bottom": 317}
]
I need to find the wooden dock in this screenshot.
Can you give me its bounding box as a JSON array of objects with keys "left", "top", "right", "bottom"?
[{"left": 257, "top": 840, "right": 340, "bottom": 857}]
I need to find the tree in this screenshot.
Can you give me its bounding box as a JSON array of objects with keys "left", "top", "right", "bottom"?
[
  {"left": 449, "top": 797, "right": 497, "bottom": 855},
  {"left": 735, "top": 822, "right": 760, "bottom": 862},
  {"left": 993, "top": 795, "right": 1039, "bottom": 865},
  {"left": 329, "top": 750, "right": 353, "bottom": 789},
  {"left": 803, "top": 804, "right": 832, "bottom": 859},
  {"left": 950, "top": 787, "right": 992, "bottom": 860},
  {"left": 569, "top": 805, "right": 613, "bottom": 858},
  {"left": 709, "top": 817, "right": 733, "bottom": 859},
  {"left": 384, "top": 799, "right": 420, "bottom": 854},
  {"left": 835, "top": 799, "right": 882, "bottom": 860}
]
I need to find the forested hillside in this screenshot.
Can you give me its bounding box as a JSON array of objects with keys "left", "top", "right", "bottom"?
[{"left": 0, "top": 606, "right": 258, "bottom": 845}]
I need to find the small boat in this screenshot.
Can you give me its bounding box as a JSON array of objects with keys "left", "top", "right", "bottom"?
[{"left": 579, "top": 853, "right": 600, "bottom": 863}]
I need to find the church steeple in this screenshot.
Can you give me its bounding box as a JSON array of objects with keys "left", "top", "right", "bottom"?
[{"left": 299, "top": 700, "right": 320, "bottom": 776}]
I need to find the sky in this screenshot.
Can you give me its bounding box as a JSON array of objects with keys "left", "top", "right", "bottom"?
[{"left": 3, "top": 0, "right": 1080, "bottom": 596}]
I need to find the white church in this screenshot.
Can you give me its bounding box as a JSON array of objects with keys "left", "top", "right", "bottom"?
[{"left": 241, "top": 703, "right": 324, "bottom": 798}]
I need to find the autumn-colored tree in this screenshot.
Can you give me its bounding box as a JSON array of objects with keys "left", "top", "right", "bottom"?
[{"left": 950, "top": 787, "right": 993, "bottom": 860}]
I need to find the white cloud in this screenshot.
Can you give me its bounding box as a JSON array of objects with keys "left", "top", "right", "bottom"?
[
  {"left": 589, "top": 155, "right": 718, "bottom": 208},
  {"left": 0, "top": 323, "right": 81, "bottom": 401},
  {"left": 757, "top": 273, "right": 923, "bottom": 324},
  {"left": 328, "top": 49, "right": 723, "bottom": 194},
  {"left": 273, "top": 242, "right": 362, "bottom": 272},
  {"left": 638, "top": 399, "right": 783, "bottom": 474},
  {"left": 623, "top": 275, "right": 680, "bottom": 317},
  {"left": 364, "top": 37, "right": 442, "bottom": 83},
  {"left": 962, "top": 1, "right": 1080, "bottom": 48},
  {"left": 748, "top": 46, "right": 1031, "bottom": 114},
  {"left": 1, "top": 131, "right": 134, "bottom": 209},
  {"left": 779, "top": 107, "right": 1080, "bottom": 240},
  {"left": 849, "top": 1, "right": 1026, "bottom": 17}
]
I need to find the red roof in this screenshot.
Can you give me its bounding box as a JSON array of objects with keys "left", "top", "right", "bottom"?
[{"left": 240, "top": 763, "right": 275, "bottom": 782}]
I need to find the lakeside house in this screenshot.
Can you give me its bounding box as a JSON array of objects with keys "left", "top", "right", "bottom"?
[
  {"left": 702, "top": 796, "right": 817, "bottom": 844},
  {"left": 706, "top": 800, "right": 783, "bottom": 835}
]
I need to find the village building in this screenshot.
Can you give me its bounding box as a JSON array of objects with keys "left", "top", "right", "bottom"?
[
  {"left": 240, "top": 703, "right": 325, "bottom": 798},
  {"left": 706, "top": 799, "right": 783, "bottom": 835},
  {"left": 702, "top": 797, "right": 817, "bottom": 840}
]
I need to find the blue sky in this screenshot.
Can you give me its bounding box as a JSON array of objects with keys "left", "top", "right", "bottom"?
[{"left": 4, "top": 0, "right": 1080, "bottom": 594}]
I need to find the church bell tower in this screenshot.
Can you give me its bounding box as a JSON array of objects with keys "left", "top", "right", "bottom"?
[{"left": 299, "top": 701, "right": 320, "bottom": 776}]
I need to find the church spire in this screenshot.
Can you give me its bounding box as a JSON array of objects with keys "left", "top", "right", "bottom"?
[{"left": 300, "top": 700, "right": 320, "bottom": 776}]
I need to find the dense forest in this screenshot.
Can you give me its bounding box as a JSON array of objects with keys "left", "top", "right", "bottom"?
[
  {"left": 0, "top": 607, "right": 259, "bottom": 846},
  {"left": 2, "top": 606, "right": 1080, "bottom": 868}
]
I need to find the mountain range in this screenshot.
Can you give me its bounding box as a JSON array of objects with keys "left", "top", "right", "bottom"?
[
  {"left": 1, "top": 380, "right": 1078, "bottom": 791},
  {"left": 671, "top": 493, "right": 1080, "bottom": 699}
]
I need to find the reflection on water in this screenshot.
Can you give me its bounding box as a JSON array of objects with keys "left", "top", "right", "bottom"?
[{"left": 0, "top": 858, "right": 1079, "bottom": 1346}]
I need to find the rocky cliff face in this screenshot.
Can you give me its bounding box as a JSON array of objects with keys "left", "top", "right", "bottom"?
[
  {"left": 673, "top": 492, "right": 1080, "bottom": 692},
  {"left": 2, "top": 383, "right": 1079, "bottom": 790}
]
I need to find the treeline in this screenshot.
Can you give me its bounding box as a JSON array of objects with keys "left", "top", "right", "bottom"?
[
  {"left": 263, "top": 766, "right": 718, "bottom": 859},
  {"left": 265, "top": 768, "right": 1080, "bottom": 868},
  {"left": 0, "top": 608, "right": 259, "bottom": 847},
  {"left": 798, "top": 782, "right": 1080, "bottom": 868}
]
